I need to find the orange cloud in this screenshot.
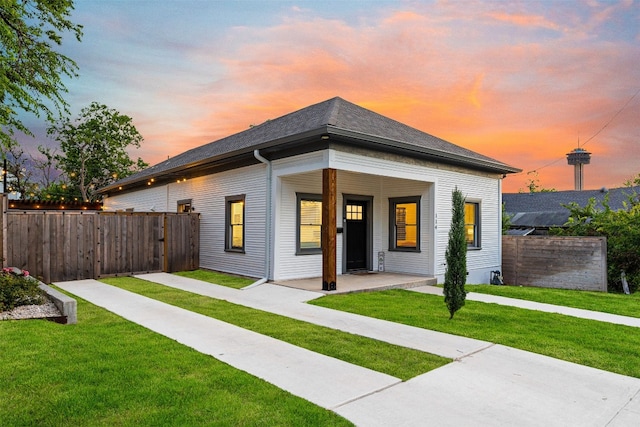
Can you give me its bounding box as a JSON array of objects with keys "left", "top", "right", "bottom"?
[
  {"left": 120, "top": 2, "right": 638, "bottom": 194},
  {"left": 486, "top": 11, "right": 560, "bottom": 30}
]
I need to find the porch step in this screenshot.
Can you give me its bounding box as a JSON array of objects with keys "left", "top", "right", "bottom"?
[
  {"left": 274, "top": 273, "right": 438, "bottom": 295},
  {"left": 338, "top": 275, "right": 437, "bottom": 294}
]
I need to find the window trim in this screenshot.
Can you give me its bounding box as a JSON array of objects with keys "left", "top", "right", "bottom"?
[
  {"left": 296, "top": 192, "right": 322, "bottom": 255},
  {"left": 225, "top": 194, "right": 245, "bottom": 253},
  {"left": 177, "top": 198, "right": 192, "bottom": 213},
  {"left": 465, "top": 201, "right": 481, "bottom": 250},
  {"left": 389, "top": 196, "right": 421, "bottom": 252}
]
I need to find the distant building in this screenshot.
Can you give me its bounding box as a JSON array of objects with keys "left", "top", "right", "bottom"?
[
  {"left": 503, "top": 187, "right": 639, "bottom": 235},
  {"left": 2, "top": 171, "right": 22, "bottom": 200},
  {"left": 566, "top": 147, "right": 591, "bottom": 191}
]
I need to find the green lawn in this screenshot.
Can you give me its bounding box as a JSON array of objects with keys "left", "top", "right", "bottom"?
[
  {"left": 0, "top": 295, "right": 350, "bottom": 426},
  {"left": 466, "top": 284, "right": 640, "bottom": 318},
  {"left": 103, "top": 276, "right": 449, "bottom": 381},
  {"left": 6, "top": 275, "right": 639, "bottom": 425},
  {"left": 174, "top": 269, "right": 254, "bottom": 289},
  {"left": 310, "top": 289, "right": 640, "bottom": 379}
]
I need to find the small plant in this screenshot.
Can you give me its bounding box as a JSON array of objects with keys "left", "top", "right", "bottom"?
[
  {"left": 0, "top": 268, "right": 44, "bottom": 312},
  {"left": 444, "top": 188, "right": 467, "bottom": 319}
]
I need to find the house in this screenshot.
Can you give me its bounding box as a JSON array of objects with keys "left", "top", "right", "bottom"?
[
  {"left": 503, "top": 186, "right": 640, "bottom": 235},
  {"left": 99, "top": 97, "right": 520, "bottom": 286},
  {"left": 2, "top": 170, "right": 23, "bottom": 200}
]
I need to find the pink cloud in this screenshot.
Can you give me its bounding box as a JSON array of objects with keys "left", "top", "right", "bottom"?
[
  {"left": 105, "top": 1, "right": 638, "bottom": 194},
  {"left": 485, "top": 11, "right": 561, "bottom": 30}
]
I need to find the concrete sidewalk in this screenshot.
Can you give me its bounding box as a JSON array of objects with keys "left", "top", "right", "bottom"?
[
  {"left": 55, "top": 279, "right": 400, "bottom": 409},
  {"left": 413, "top": 285, "right": 640, "bottom": 328},
  {"left": 135, "top": 273, "right": 490, "bottom": 359},
  {"left": 55, "top": 275, "right": 640, "bottom": 426}
]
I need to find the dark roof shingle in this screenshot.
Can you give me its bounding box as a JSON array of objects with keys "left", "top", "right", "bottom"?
[
  {"left": 503, "top": 187, "right": 640, "bottom": 228},
  {"left": 102, "top": 97, "right": 520, "bottom": 193}
]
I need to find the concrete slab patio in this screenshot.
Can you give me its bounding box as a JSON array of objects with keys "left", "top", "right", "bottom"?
[
  {"left": 55, "top": 275, "right": 640, "bottom": 426},
  {"left": 275, "top": 272, "right": 436, "bottom": 294}
]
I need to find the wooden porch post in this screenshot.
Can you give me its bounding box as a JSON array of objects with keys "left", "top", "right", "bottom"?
[{"left": 322, "top": 168, "right": 337, "bottom": 291}]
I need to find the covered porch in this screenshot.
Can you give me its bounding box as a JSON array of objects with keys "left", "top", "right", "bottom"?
[{"left": 272, "top": 272, "right": 437, "bottom": 295}]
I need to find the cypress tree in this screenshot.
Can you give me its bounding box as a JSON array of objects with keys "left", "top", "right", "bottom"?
[{"left": 444, "top": 187, "right": 467, "bottom": 319}]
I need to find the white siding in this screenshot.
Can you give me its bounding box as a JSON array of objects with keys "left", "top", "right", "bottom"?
[
  {"left": 273, "top": 172, "right": 323, "bottom": 280},
  {"left": 190, "top": 165, "right": 267, "bottom": 278},
  {"left": 433, "top": 173, "right": 502, "bottom": 284},
  {"left": 331, "top": 149, "right": 503, "bottom": 284},
  {"left": 103, "top": 185, "right": 168, "bottom": 212},
  {"left": 104, "top": 147, "right": 503, "bottom": 284},
  {"left": 380, "top": 178, "right": 433, "bottom": 275},
  {"left": 104, "top": 164, "right": 268, "bottom": 279},
  {"left": 271, "top": 153, "right": 438, "bottom": 281}
]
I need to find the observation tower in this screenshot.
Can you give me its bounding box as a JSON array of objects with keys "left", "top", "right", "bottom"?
[{"left": 566, "top": 147, "right": 591, "bottom": 191}]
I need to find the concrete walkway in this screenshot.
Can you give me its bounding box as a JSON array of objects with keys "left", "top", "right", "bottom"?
[
  {"left": 55, "top": 275, "right": 640, "bottom": 426},
  {"left": 413, "top": 286, "right": 640, "bottom": 328}
]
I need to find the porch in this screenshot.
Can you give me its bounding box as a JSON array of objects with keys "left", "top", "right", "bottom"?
[{"left": 272, "top": 272, "right": 437, "bottom": 295}]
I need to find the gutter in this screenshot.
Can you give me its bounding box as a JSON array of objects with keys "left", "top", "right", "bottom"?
[
  {"left": 99, "top": 128, "right": 328, "bottom": 195},
  {"left": 253, "top": 149, "right": 273, "bottom": 282}
]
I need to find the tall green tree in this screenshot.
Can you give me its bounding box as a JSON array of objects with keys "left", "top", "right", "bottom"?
[
  {"left": 444, "top": 187, "right": 467, "bottom": 319},
  {"left": 49, "top": 102, "right": 147, "bottom": 202},
  {"left": 0, "top": 0, "right": 83, "bottom": 149}
]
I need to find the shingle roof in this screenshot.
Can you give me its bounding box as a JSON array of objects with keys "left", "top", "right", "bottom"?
[
  {"left": 503, "top": 187, "right": 639, "bottom": 213},
  {"left": 503, "top": 187, "right": 640, "bottom": 228},
  {"left": 101, "top": 97, "right": 520, "bottom": 193}
]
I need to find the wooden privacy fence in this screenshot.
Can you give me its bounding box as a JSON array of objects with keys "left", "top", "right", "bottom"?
[
  {"left": 502, "top": 235, "right": 607, "bottom": 292},
  {"left": 1, "top": 209, "right": 199, "bottom": 283}
]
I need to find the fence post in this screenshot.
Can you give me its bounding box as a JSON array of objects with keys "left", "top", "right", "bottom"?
[
  {"left": 94, "top": 212, "right": 101, "bottom": 279},
  {"left": 515, "top": 236, "right": 520, "bottom": 286},
  {"left": 1, "top": 194, "right": 6, "bottom": 268},
  {"left": 163, "top": 213, "right": 169, "bottom": 272}
]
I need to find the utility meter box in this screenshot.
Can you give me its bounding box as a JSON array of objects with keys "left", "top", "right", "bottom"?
[{"left": 378, "top": 251, "right": 385, "bottom": 272}]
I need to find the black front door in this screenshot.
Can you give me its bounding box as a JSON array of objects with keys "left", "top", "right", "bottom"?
[{"left": 345, "top": 200, "right": 367, "bottom": 271}]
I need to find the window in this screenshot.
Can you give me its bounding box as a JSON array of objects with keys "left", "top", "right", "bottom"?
[
  {"left": 389, "top": 196, "right": 420, "bottom": 252},
  {"left": 225, "top": 195, "right": 245, "bottom": 252},
  {"left": 346, "top": 204, "right": 363, "bottom": 220},
  {"left": 297, "top": 193, "right": 322, "bottom": 254},
  {"left": 465, "top": 202, "right": 480, "bottom": 248},
  {"left": 177, "top": 199, "right": 192, "bottom": 213}
]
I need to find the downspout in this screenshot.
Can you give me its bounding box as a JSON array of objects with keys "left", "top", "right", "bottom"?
[
  {"left": 252, "top": 149, "right": 272, "bottom": 285},
  {"left": 498, "top": 177, "right": 503, "bottom": 283}
]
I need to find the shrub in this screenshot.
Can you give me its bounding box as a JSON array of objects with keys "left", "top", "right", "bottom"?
[
  {"left": 0, "top": 268, "right": 44, "bottom": 312},
  {"left": 444, "top": 187, "right": 467, "bottom": 319},
  {"left": 552, "top": 180, "right": 640, "bottom": 293}
]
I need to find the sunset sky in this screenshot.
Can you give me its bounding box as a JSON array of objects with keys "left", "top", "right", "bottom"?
[{"left": 16, "top": 0, "right": 640, "bottom": 192}]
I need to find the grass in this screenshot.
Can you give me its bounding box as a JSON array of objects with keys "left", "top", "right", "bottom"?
[
  {"left": 102, "top": 276, "right": 449, "bottom": 381},
  {"left": 466, "top": 284, "right": 640, "bottom": 318},
  {"left": 0, "top": 295, "right": 351, "bottom": 426},
  {"left": 310, "top": 289, "right": 640, "bottom": 379},
  {"left": 174, "top": 269, "right": 254, "bottom": 289}
]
